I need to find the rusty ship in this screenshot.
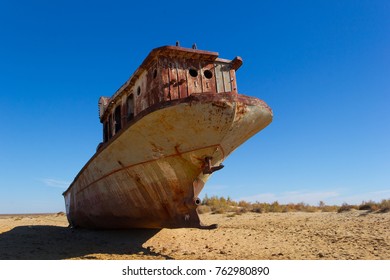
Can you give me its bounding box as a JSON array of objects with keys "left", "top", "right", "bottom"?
[{"left": 63, "top": 44, "right": 273, "bottom": 229}]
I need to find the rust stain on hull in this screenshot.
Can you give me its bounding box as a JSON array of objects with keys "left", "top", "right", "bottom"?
[{"left": 63, "top": 45, "right": 273, "bottom": 229}]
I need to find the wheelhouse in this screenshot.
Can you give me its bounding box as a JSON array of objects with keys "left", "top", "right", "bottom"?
[{"left": 98, "top": 45, "right": 243, "bottom": 144}]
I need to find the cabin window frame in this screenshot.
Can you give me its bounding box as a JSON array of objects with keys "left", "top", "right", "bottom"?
[
  {"left": 103, "top": 121, "right": 109, "bottom": 142},
  {"left": 114, "top": 105, "right": 122, "bottom": 134},
  {"left": 108, "top": 114, "right": 113, "bottom": 139},
  {"left": 189, "top": 68, "right": 198, "bottom": 78}
]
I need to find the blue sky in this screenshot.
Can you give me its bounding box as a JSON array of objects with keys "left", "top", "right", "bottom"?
[{"left": 0, "top": 0, "right": 389, "bottom": 213}]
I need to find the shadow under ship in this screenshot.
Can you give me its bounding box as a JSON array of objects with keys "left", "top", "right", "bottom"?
[{"left": 63, "top": 45, "right": 273, "bottom": 229}]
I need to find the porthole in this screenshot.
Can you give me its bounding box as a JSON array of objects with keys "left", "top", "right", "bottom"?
[
  {"left": 189, "top": 68, "right": 198, "bottom": 78},
  {"left": 204, "top": 69, "right": 213, "bottom": 79},
  {"left": 137, "top": 86, "right": 141, "bottom": 96}
]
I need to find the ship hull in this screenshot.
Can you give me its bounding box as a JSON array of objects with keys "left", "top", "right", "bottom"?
[{"left": 63, "top": 92, "right": 272, "bottom": 229}]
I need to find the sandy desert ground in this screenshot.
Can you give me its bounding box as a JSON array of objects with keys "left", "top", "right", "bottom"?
[{"left": 0, "top": 210, "right": 389, "bottom": 260}]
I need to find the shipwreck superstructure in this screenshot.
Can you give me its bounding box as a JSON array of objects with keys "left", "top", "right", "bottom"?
[{"left": 63, "top": 45, "right": 273, "bottom": 229}]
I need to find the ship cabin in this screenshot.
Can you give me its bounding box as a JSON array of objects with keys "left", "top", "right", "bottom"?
[{"left": 98, "top": 45, "right": 243, "bottom": 145}]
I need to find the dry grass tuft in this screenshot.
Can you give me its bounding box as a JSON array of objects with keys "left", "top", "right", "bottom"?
[{"left": 199, "top": 195, "right": 390, "bottom": 215}]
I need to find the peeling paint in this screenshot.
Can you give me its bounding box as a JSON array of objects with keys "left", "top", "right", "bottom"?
[{"left": 63, "top": 45, "right": 273, "bottom": 229}]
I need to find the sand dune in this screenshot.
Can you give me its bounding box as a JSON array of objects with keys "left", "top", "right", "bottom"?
[{"left": 0, "top": 210, "right": 389, "bottom": 260}]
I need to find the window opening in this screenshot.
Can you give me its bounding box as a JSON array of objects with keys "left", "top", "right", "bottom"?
[
  {"left": 153, "top": 69, "right": 158, "bottom": 79},
  {"left": 127, "top": 94, "right": 134, "bottom": 121},
  {"left": 189, "top": 68, "right": 198, "bottom": 77},
  {"left": 108, "top": 114, "right": 113, "bottom": 139},
  {"left": 114, "top": 106, "right": 121, "bottom": 133},
  {"left": 204, "top": 69, "right": 213, "bottom": 79},
  {"left": 103, "top": 122, "right": 108, "bottom": 142}
]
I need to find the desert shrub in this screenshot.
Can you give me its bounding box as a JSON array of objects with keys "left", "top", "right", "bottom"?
[
  {"left": 295, "top": 202, "right": 310, "bottom": 212},
  {"left": 269, "top": 201, "right": 282, "bottom": 213},
  {"left": 197, "top": 205, "right": 211, "bottom": 214},
  {"left": 238, "top": 200, "right": 252, "bottom": 212},
  {"left": 251, "top": 202, "right": 270, "bottom": 213},
  {"left": 337, "top": 203, "right": 357, "bottom": 213},
  {"left": 321, "top": 205, "right": 339, "bottom": 212},
  {"left": 378, "top": 207, "right": 390, "bottom": 213},
  {"left": 356, "top": 199, "right": 390, "bottom": 212},
  {"left": 282, "top": 203, "right": 296, "bottom": 212},
  {"left": 379, "top": 199, "right": 390, "bottom": 210},
  {"left": 359, "top": 200, "right": 379, "bottom": 211},
  {"left": 251, "top": 204, "right": 263, "bottom": 213},
  {"left": 201, "top": 194, "right": 390, "bottom": 214},
  {"left": 234, "top": 207, "right": 248, "bottom": 215},
  {"left": 305, "top": 205, "right": 318, "bottom": 213},
  {"left": 202, "top": 195, "right": 236, "bottom": 214},
  {"left": 358, "top": 204, "right": 372, "bottom": 211}
]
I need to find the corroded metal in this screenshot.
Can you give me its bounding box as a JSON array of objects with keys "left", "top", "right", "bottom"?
[
  {"left": 202, "top": 157, "right": 224, "bottom": 174},
  {"left": 63, "top": 45, "right": 273, "bottom": 229}
]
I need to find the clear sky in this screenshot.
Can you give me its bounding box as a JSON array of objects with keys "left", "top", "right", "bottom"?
[{"left": 0, "top": 0, "right": 389, "bottom": 213}]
